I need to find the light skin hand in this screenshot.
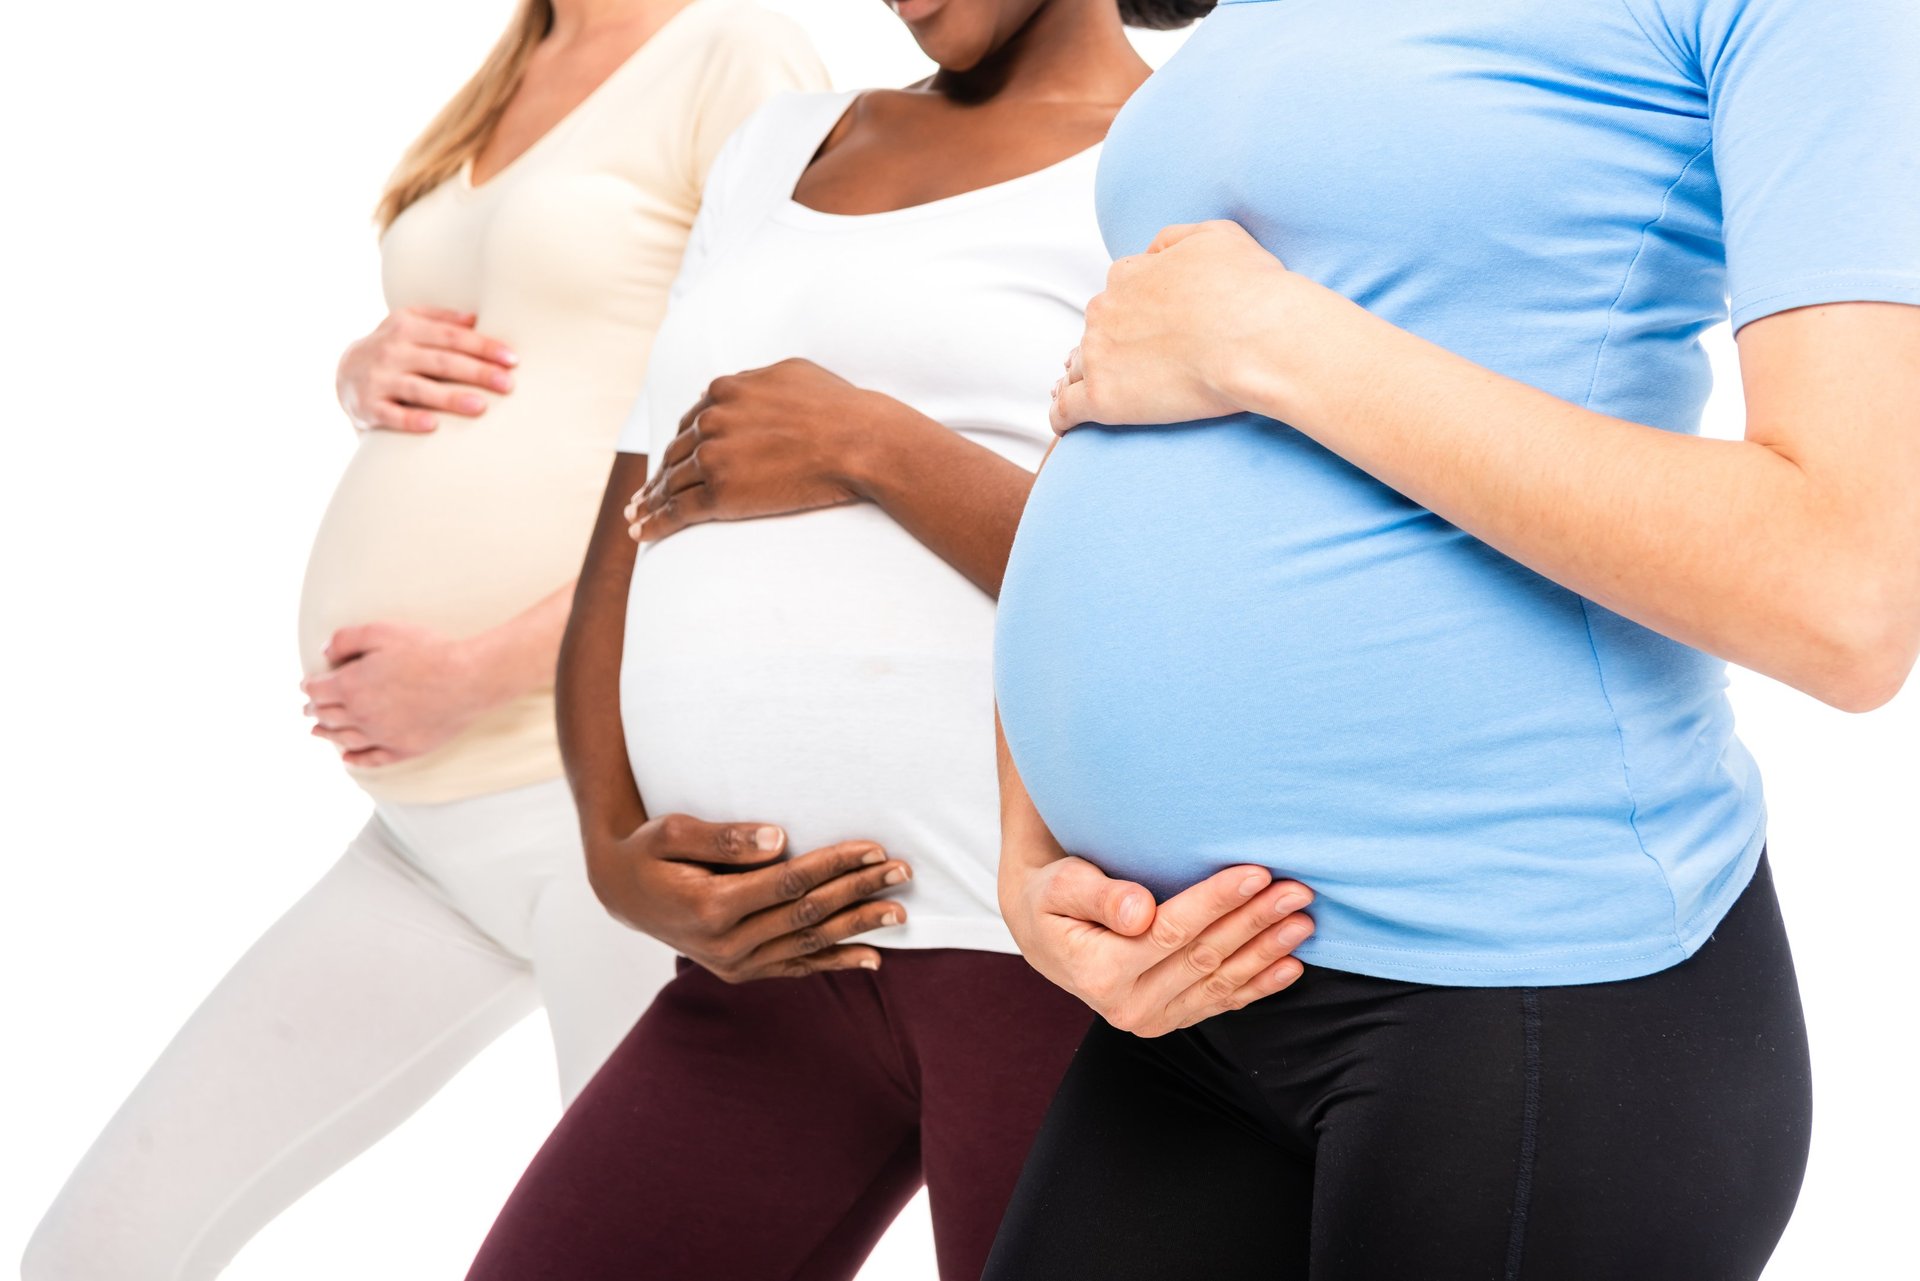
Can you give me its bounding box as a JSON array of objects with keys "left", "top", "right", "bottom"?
[
  {"left": 996, "top": 714, "right": 1314, "bottom": 1036},
  {"left": 336, "top": 305, "right": 519, "bottom": 434},
  {"left": 584, "top": 816, "right": 915, "bottom": 982},
  {"left": 301, "top": 583, "right": 576, "bottom": 767},
  {"left": 1051, "top": 219, "right": 1920, "bottom": 711}
]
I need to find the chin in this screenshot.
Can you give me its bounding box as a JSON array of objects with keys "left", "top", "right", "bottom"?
[{"left": 889, "top": 0, "right": 1039, "bottom": 73}]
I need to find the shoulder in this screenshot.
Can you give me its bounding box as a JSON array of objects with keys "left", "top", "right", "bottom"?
[
  {"left": 709, "top": 89, "right": 856, "bottom": 183},
  {"left": 673, "top": 0, "right": 824, "bottom": 79}
]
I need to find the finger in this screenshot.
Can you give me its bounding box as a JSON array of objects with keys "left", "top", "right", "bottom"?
[
  {"left": 676, "top": 390, "right": 718, "bottom": 437},
  {"left": 748, "top": 896, "right": 907, "bottom": 968},
  {"left": 1129, "top": 881, "right": 1310, "bottom": 1017},
  {"left": 342, "top": 746, "right": 405, "bottom": 768},
  {"left": 323, "top": 624, "right": 388, "bottom": 665},
  {"left": 300, "top": 670, "right": 345, "bottom": 705},
  {"left": 1065, "top": 345, "right": 1085, "bottom": 384},
  {"left": 732, "top": 858, "right": 911, "bottom": 952},
  {"left": 1203, "top": 955, "right": 1307, "bottom": 1023},
  {"left": 410, "top": 318, "right": 517, "bottom": 367},
  {"left": 406, "top": 305, "right": 476, "bottom": 327},
  {"left": 1141, "top": 865, "right": 1275, "bottom": 959},
  {"left": 406, "top": 345, "right": 515, "bottom": 395},
  {"left": 392, "top": 373, "right": 489, "bottom": 418},
  {"left": 1052, "top": 378, "right": 1095, "bottom": 435},
  {"left": 633, "top": 481, "right": 716, "bottom": 543},
  {"left": 723, "top": 840, "right": 891, "bottom": 916},
  {"left": 632, "top": 454, "right": 706, "bottom": 518},
  {"left": 1162, "top": 905, "right": 1316, "bottom": 1029},
  {"left": 312, "top": 723, "right": 376, "bottom": 752},
  {"left": 762, "top": 944, "right": 884, "bottom": 978},
  {"left": 1146, "top": 222, "right": 1208, "bottom": 253},
  {"left": 1037, "top": 858, "right": 1154, "bottom": 936},
  {"left": 303, "top": 701, "right": 357, "bottom": 730},
  {"left": 657, "top": 416, "right": 705, "bottom": 471},
  {"left": 367, "top": 400, "right": 439, "bottom": 433},
  {"left": 652, "top": 814, "right": 790, "bottom": 867}
]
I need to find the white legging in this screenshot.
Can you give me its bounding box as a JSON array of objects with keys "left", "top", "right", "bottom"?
[{"left": 23, "top": 777, "right": 676, "bottom": 1281}]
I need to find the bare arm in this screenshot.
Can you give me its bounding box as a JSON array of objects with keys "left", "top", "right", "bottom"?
[
  {"left": 1056, "top": 222, "right": 1920, "bottom": 711},
  {"left": 628, "top": 359, "right": 1036, "bottom": 596},
  {"left": 556, "top": 454, "right": 652, "bottom": 844}
]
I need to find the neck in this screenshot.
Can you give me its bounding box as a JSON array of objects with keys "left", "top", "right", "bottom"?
[
  {"left": 932, "top": 0, "right": 1149, "bottom": 106},
  {"left": 547, "top": 0, "right": 689, "bottom": 43}
]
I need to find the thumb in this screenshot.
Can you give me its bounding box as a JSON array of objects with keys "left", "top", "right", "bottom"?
[
  {"left": 1042, "top": 858, "right": 1155, "bottom": 936},
  {"left": 1146, "top": 220, "right": 1209, "bottom": 253}
]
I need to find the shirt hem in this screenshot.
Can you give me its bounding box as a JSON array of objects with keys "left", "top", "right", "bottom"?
[
  {"left": 1294, "top": 825, "right": 1768, "bottom": 988},
  {"left": 864, "top": 916, "right": 1021, "bottom": 956}
]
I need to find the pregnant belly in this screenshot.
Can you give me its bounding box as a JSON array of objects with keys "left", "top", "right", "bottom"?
[
  {"left": 297, "top": 416, "right": 606, "bottom": 675},
  {"left": 620, "top": 509, "right": 1002, "bottom": 860},
  {"left": 994, "top": 417, "right": 1638, "bottom": 904}
]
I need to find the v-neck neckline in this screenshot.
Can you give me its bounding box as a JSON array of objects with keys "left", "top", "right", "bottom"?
[{"left": 460, "top": 0, "right": 707, "bottom": 193}]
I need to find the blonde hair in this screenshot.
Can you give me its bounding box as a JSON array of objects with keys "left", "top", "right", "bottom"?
[{"left": 375, "top": 0, "right": 555, "bottom": 228}]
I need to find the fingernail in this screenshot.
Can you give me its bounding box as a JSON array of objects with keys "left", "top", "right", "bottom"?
[
  {"left": 883, "top": 910, "right": 904, "bottom": 926},
  {"left": 861, "top": 849, "right": 885, "bottom": 865},
  {"left": 884, "top": 868, "right": 907, "bottom": 886},
  {"left": 754, "top": 826, "right": 783, "bottom": 852},
  {"left": 491, "top": 372, "right": 514, "bottom": 392},
  {"left": 860, "top": 958, "right": 881, "bottom": 970},
  {"left": 1116, "top": 896, "right": 1146, "bottom": 931},
  {"left": 497, "top": 348, "right": 518, "bottom": 366},
  {"left": 628, "top": 523, "right": 643, "bottom": 540},
  {"left": 1239, "top": 871, "right": 1268, "bottom": 897},
  {"left": 456, "top": 393, "right": 485, "bottom": 413}
]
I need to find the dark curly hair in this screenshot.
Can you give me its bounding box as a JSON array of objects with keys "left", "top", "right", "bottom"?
[{"left": 1118, "top": 0, "right": 1215, "bottom": 30}]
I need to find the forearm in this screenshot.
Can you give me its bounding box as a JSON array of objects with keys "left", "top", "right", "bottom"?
[
  {"left": 848, "top": 400, "right": 1037, "bottom": 598},
  {"left": 557, "top": 454, "right": 653, "bottom": 847},
  {"left": 462, "top": 582, "right": 575, "bottom": 708},
  {"left": 996, "top": 709, "right": 1067, "bottom": 912},
  {"left": 1237, "top": 286, "right": 1920, "bottom": 708}
]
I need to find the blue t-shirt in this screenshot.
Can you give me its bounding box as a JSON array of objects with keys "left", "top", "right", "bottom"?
[{"left": 995, "top": 0, "right": 1920, "bottom": 985}]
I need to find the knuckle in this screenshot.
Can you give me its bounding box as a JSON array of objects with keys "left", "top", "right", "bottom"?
[
  {"left": 792, "top": 926, "right": 828, "bottom": 956},
  {"left": 774, "top": 865, "right": 810, "bottom": 901},
  {"left": 1185, "top": 942, "right": 1225, "bottom": 975},
  {"left": 659, "top": 813, "right": 692, "bottom": 845},
  {"left": 1201, "top": 972, "right": 1238, "bottom": 1003},
  {"left": 788, "top": 893, "right": 825, "bottom": 929},
  {"left": 1148, "top": 918, "right": 1188, "bottom": 952}
]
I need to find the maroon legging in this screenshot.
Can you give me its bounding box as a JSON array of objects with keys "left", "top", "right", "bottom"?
[{"left": 465, "top": 948, "right": 1090, "bottom": 1281}]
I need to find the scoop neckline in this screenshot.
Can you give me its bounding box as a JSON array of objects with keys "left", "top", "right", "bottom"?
[
  {"left": 457, "top": 0, "right": 716, "bottom": 194},
  {"left": 770, "top": 90, "right": 1104, "bottom": 231}
]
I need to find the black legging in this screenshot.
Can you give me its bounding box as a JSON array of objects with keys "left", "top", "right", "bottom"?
[{"left": 985, "top": 856, "right": 1811, "bottom": 1281}]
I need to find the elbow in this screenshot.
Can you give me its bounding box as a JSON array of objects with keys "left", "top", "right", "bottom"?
[{"left": 1798, "top": 586, "right": 1919, "bottom": 713}]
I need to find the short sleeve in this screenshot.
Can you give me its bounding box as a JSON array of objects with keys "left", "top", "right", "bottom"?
[
  {"left": 1681, "top": 0, "right": 1920, "bottom": 330},
  {"left": 683, "top": 6, "right": 832, "bottom": 195}
]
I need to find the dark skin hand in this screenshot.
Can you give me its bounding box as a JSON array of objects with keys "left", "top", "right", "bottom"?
[{"left": 562, "top": 455, "right": 916, "bottom": 980}]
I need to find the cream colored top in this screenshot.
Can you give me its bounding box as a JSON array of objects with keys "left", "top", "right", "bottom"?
[{"left": 299, "top": 0, "right": 829, "bottom": 804}]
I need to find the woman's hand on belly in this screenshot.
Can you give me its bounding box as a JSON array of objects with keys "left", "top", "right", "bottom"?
[
  {"left": 1003, "top": 855, "right": 1316, "bottom": 1038},
  {"left": 585, "top": 814, "right": 916, "bottom": 981},
  {"left": 301, "top": 620, "right": 503, "bottom": 766},
  {"left": 336, "top": 305, "right": 518, "bottom": 434},
  {"left": 1051, "top": 220, "right": 1295, "bottom": 435},
  {"left": 624, "top": 359, "right": 896, "bottom": 542}
]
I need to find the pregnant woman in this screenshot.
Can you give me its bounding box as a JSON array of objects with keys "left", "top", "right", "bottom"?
[
  {"left": 461, "top": 3, "right": 1316, "bottom": 1279},
  {"left": 23, "top": 3, "right": 823, "bottom": 1277},
  {"left": 989, "top": 0, "right": 1920, "bottom": 1278}
]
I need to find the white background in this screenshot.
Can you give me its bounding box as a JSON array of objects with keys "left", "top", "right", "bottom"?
[{"left": 1, "top": 2, "right": 1912, "bottom": 1278}]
